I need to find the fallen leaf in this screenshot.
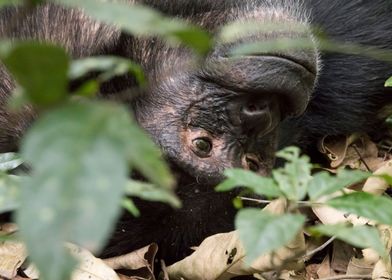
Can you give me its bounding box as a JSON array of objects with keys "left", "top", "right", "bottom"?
[
  {"left": 0, "top": 240, "right": 27, "bottom": 279},
  {"left": 68, "top": 244, "right": 121, "bottom": 280},
  {"left": 372, "top": 259, "right": 392, "bottom": 280},
  {"left": 346, "top": 257, "right": 373, "bottom": 276},
  {"left": 103, "top": 244, "right": 157, "bottom": 280},
  {"left": 166, "top": 199, "right": 305, "bottom": 280},
  {"left": 23, "top": 244, "right": 121, "bottom": 280},
  {"left": 318, "top": 134, "right": 379, "bottom": 170},
  {"left": 316, "top": 255, "right": 335, "bottom": 279},
  {"left": 362, "top": 159, "right": 392, "bottom": 195}
]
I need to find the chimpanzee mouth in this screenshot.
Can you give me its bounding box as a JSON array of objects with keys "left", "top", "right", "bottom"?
[{"left": 250, "top": 53, "right": 317, "bottom": 75}]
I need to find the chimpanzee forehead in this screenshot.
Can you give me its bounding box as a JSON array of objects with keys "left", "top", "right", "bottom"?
[{"left": 187, "top": 98, "right": 234, "bottom": 135}]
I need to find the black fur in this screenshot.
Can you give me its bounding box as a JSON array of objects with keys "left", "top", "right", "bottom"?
[{"left": 1, "top": 0, "right": 392, "bottom": 268}]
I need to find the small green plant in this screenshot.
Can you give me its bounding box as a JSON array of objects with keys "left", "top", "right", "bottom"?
[{"left": 217, "top": 146, "right": 391, "bottom": 263}]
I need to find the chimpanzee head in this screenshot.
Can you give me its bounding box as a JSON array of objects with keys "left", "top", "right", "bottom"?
[{"left": 133, "top": 1, "right": 319, "bottom": 185}]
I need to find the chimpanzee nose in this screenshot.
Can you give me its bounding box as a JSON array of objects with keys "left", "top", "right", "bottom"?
[{"left": 241, "top": 100, "right": 271, "bottom": 133}]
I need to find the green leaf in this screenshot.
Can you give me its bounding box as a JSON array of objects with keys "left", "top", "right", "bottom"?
[
  {"left": 1, "top": 42, "right": 69, "bottom": 107},
  {"left": 328, "top": 192, "right": 392, "bottom": 225},
  {"left": 0, "top": 173, "right": 21, "bottom": 213},
  {"left": 310, "top": 224, "right": 386, "bottom": 257},
  {"left": 378, "top": 174, "right": 392, "bottom": 186},
  {"left": 236, "top": 209, "right": 305, "bottom": 262},
  {"left": 0, "top": 153, "right": 23, "bottom": 171},
  {"left": 125, "top": 180, "right": 181, "bottom": 208},
  {"left": 308, "top": 169, "right": 370, "bottom": 200},
  {"left": 385, "top": 76, "right": 392, "bottom": 87},
  {"left": 17, "top": 101, "right": 134, "bottom": 280},
  {"left": 215, "top": 169, "right": 281, "bottom": 198},
  {"left": 54, "top": 0, "right": 211, "bottom": 55},
  {"left": 386, "top": 116, "right": 392, "bottom": 127},
  {"left": 72, "top": 80, "right": 100, "bottom": 98},
  {"left": 230, "top": 37, "right": 315, "bottom": 57},
  {"left": 70, "top": 56, "right": 145, "bottom": 85},
  {"left": 219, "top": 20, "right": 308, "bottom": 43},
  {"left": 121, "top": 197, "right": 140, "bottom": 217},
  {"left": 0, "top": 0, "right": 23, "bottom": 7},
  {"left": 273, "top": 147, "right": 312, "bottom": 201},
  {"left": 125, "top": 124, "right": 174, "bottom": 189}
]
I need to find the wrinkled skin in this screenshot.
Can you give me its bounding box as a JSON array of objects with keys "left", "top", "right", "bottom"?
[{"left": 1, "top": 0, "right": 392, "bottom": 266}]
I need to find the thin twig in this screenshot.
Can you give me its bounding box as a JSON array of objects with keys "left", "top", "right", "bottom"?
[
  {"left": 240, "top": 197, "right": 272, "bottom": 204},
  {"left": 352, "top": 144, "right": 371, "bottom": 172},
  {"left": 239, "top": 197, "right": 324, "bottom": 207},
  {"left": 319, "top": 274, "right": 372, "bottom": 280},
  {"left": 302, "top": 236, "right": 336, "bottom": 260}
]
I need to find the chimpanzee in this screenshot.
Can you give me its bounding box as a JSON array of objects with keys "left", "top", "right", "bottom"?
[{"left": 1, "top": 0, "right": 392, "bottom": 268}]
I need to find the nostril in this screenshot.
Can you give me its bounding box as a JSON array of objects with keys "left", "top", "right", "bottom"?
[
  {"left": 240, "top": 101, "right": 271, "bottom": 132},
  {"left": 242, "top": 102, "right": 268, "bottom": 116},
  {"left": 242, "top": 154, "right": 260, "bottom": 172}
]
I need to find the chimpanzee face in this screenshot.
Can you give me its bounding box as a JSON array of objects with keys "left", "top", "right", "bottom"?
[
  {"left": 133, "top": 6, "right": 320, "bottom": 185},
  {"left": 134, "top": 44, "right": 318, "bottom": 185}
]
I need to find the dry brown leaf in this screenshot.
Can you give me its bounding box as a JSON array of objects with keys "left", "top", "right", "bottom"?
[
  {"left": 11, "top": 276, "right": 32, "bottom": 280},
  {"left": 166, "top": 199, "right": 305, "bottom": 280},
  {"left": 103, "top": 244, "right": 157, "bottom": 280},
  {"left": 103, "top": 244, "right": 157, "bottom": 270},
  {"left": 22, "top": 264, "right": 39, "bottom": 279},
  {"left": 69, "top": 244, "right": 121, "bottom": 280},
  {"left": 165, "top": 231, "right": 246, "bottom": 280},
  {"left": 23, "top": 245, "right": 121, "bottom": 280},
  {"left": 330, "top": 240, "right": 352, "bottom": 274},
  {"left": 280, "top": 270, "right": 306, "bottom": 280},
  {"left": 316, "top": 255, "right": 335, "bottom": 279},
  {"left": 305, "top": 263, "right": 320, "bottom": 280},
  {"left": 372, "top": 259, "right": 392, "bottom": 280},
  {"left": 0, "top": 240, "right": 27, "bottom": 279},
  {"left": 0, "top": 223, "right": 18, "bottom": 235},
  {"left": 362, "top": 159, "right": 392, "bottom": 195},
  {"left": 318, "top": 134, "right": 380, "bottom": 170},
  {"left": 346, "top": 257, "right": 373, "bottom": 277}
]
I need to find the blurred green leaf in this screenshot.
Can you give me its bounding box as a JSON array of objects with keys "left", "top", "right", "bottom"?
[
  {"left": 385, "top": 76, "right": 392, "bottom": 87},
  {"left": 385, "top": 116, "right": 392, "bottom": 127},
  {"left": 230, "top": 37, "right": 392, "bottom": 64},
  {"left": 310, "top": 224, "right": 386, "bottom": 257},
  {"left": 122, "top": 197, "right": 140, "bottom": 217},
  {"left": 125, "top": 124, "right": 174, "bottom": 189},
  {"left": 328, "top": 192, "right": 392, "bottom": 225},
  {"left": 17, "top": 101, "right": 134, "bottom": 280},
  {"left": 0, "top": 153, "right": 23, "bottom": 171},
  {"left": 72, "top": 80, "right": 99, "bottom": 98},
  {"left": 219, "top": 20, "right": 308, "bottom": 43},
  {"left": 216, "top": 168, "right": 281, "bottom": 198},
  {"left": 378, "top": 174, "right": 392, "bottom": 186},
  {"left": 0, "top": 0, "right": 23, "bottom": 7},
  {"left": 236, "top": 209, "right": 305, "bottom": 262},
  {"left": 0, "top": 173, "right": 21, "bottom": 213},
  {"left": 54, "top": 0, "right": 212, "bottom": 55},
  {"left": 1, "top": 42, "right": 69, "bottom": 107},
  {"left": 273, "top": 147, "right": 312, "bottom": 201},
  {"left": 70, "top": 56, "right": 145, "bottom": 85},
  {"left": 308, "top": 169, "right": 370, "bottom": 200},
  {"left": 125, "top": 180, "right": 181, "bottom": 208},
  {"left": 233, "top": 196, "right": 243, "bottom": 209}
]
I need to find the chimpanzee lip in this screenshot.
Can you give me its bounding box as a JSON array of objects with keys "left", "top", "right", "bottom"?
[{"left": 258, "top": 54, "right": 317, "bottom": 75}]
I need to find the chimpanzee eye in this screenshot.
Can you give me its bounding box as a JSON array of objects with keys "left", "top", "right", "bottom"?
[{"left": 192, "top": 138, "right": 212, "bottom": 157}]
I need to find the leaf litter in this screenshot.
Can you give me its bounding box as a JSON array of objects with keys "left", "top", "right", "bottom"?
[{"left": 2, "top": 133, "right": 392, "bottom": 279}]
